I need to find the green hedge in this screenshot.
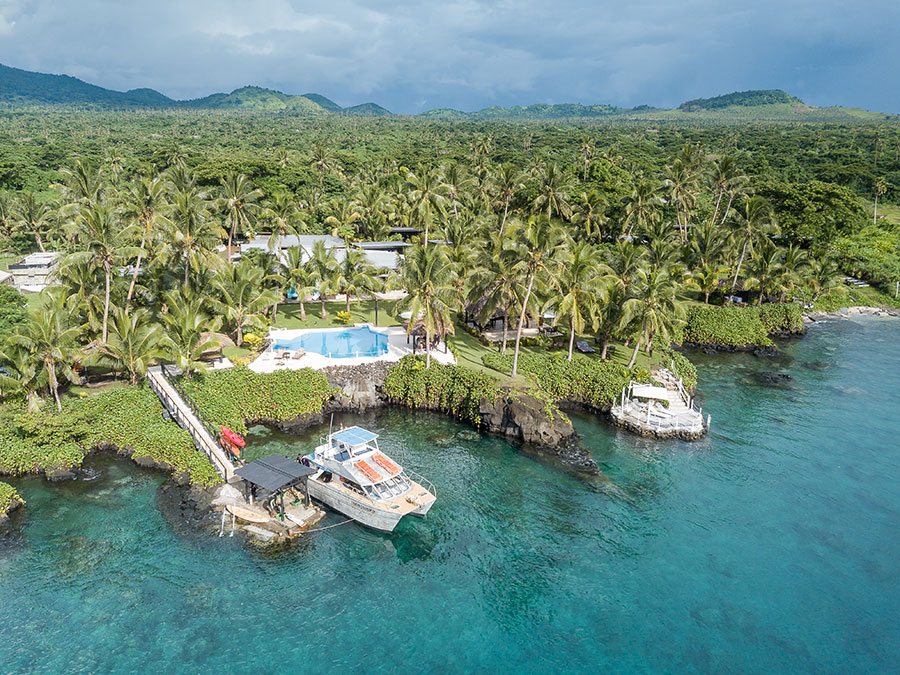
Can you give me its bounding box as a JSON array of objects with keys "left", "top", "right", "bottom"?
[
  {"left": 0, "top": 481, "right": 22, "bottom": 515},
  {"left": 482, "top": 351, "right": 644, "bottom": 408},
  {"left": 680, "top": 305, "right": 774, "bottom": 347},
  {"left": 182, "top": 367, "right": 334, "bottom": 435},
  {"left": 0, "top": 387, "right": 220, "bottom": 487},
  {"left": 382, "top": 356, "right": 501, "bottom": 425},
  {"left": 658, "top": 347, "right": 699, "bottom": 392},
  {"left": 758, "top": 303, "right": 804, "bottom": 334}
]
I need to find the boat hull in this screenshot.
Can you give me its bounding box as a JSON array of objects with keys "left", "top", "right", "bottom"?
[{"left": 307, "top": 477, "right": 404, "bottom": 533}]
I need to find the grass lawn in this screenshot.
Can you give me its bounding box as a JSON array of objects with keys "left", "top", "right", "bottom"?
[
  {"left": 0, "top": 254, "right": 17, "bottom": 272},
  {"left": 275, "top": 299, "right": 403, "bottom": 330}
]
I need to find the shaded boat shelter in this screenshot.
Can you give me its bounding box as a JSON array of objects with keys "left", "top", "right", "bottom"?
[{"left": 235, "top": 455, "right": 316, "bottom": 516}]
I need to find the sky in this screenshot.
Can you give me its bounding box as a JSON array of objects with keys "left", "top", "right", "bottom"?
[{"left": 0, "top": 0, "right": 898, "bottom": 114}]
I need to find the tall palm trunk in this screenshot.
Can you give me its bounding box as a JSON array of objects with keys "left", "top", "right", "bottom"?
[
  {"left": 709, "top": 190, "right": 723, "bottom": 227},
  {"left": 500, "top": 309, "right": 509, "bottom": 355},
  {"left": 345, "top": 294, "right": 351, "bottom": 314},
  {"left": 626, "top": 335, "right": 642, "bottom": 369},
  {"left": 730, "top": 239, "right": 749, "bottom": 295},
  {"left": 299, "top": 301, "right": 307, "bottom": 321},
  {"left": 126, "top": 217, "right": 149, "bottom": 311},
  {"left": 501, "top": 197, "right": 510, "bottom": 230},
  {"left": 873, "top": 192, "right": 879, "bottom": 225},
  {"left": 720, "top": 193, "right": 735, "bottom": 225},
  {"left": 512, "top": 272, "right": 536, "bottom": 377},
  {"left": 568, "top": 322, "right": 575, "bottom": 361},
  {"left": 320, "top": 298, "right": 327, "bottom": 319},
  {"left": 47, "top": 359, "right": 61, "bottom": 412},
  {"left": 600, "top": 335, "right": 609, "bottom": 360},
  {"left": 34, "top": 229, "right": 46, "bottom": 253},
  {"left": 102, "top": 262, "right": 111, "bottom": 343},
  {"left": 425, "top": 329, "right": 431, "bottom": 368}
]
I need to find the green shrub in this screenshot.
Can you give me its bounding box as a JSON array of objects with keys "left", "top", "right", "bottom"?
[
  {"left": 0, "top": 481, "right": 22, "bottom": 515},
  {"left": 182, "top": 367, "right": 334, "bottom": 435},
  {"left": 0, "top": 387, "right": 221, "bottom": 487},
  {"left": 481, "top": 351, "right": 640, "bottom": 408},
  {"left": 658, "top": 347, "right": 698, "bottom": 391},
  {"left": 681, "top": 305, "right": 773, "bottom": 347},
  {"left": 758, "top": 303, "right": 803, "bottom": 334},
  {"left": 383, "top": 356, "right": 501, "bottom": 425}
]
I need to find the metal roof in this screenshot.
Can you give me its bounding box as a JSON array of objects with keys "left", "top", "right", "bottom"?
[
  {"left": 332, "top": 426, "right": 378, "bottom": 446},
  {"left": 235, "top": 454, "right": 315, "bottom": 492}
]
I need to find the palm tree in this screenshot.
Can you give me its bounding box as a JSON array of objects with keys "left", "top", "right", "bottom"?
[
  {"left": 8, "top": 299, "right": 79, "bottom": 412},
  {"left": 746, "top": 240, "right": 784, "bottom": 305},
  {"left": 275, "top": 246, "right": 314, "bottom": 322},
  {"left": 264, "top": 190, "right": 306, "bottom": 251},
  {"left": 394, "top": 244, "right": 456, "bottom": 368},
  {"left": 708, "top": 155, "right": 748, "bottom": 226},
  {"left": 873, "top": 178, "right": 888, "bottom": 225},
  {"left": 211, "top": 260, "right": 280, "bottom": 346},
  {"left": 596, "top": 282, "right": 626, "bottom": 360},
  {"left": 441, "top": 163, "right": 473, "bottom": 220},
  {"left": 622, "top": 177, "right": 664, "bottom": 236},
  {"left": 467, "top": 223, "right": 523, "bottom": 355},
  {"left": 71, "top": 203, "right": 136, "bottom": 343},
  {"left": 325, "top": 202, "right": 363, "bottom": 241},
  {"left": 579, "top": 135, "right": 595, "bottom": 181},
  {"left": 405, "top": 168, "right": 449, "bottom": 245},
  {"left": 531, "top": 163, "right": 572, "bottom": 221},
  {"left": 492, "top": 164, "right": 524, "bottom": 230},
  {"left": 553, "top": 242, "right": 610, "bottom": 360},
  {"left": 779, "top": 244, "right": 808, "bottom": 302},
  {"left": 334, "top": 248, "right": 383, "bottom": 314},
  {"left": 663, "top": 159, "right": 699, "bottom": 241},
  {"left": 121, "top": 175, "right": 169, "bottom": 310},
  {"left": 218, "top": 172, "right": 263, "bottom": 259},
  {"left": 620, "top": 267, "right": 686, "bottom": 367},
  {"left": 571, "top": 190, "right": 608, "bottom": 242},
  {"left": 164, "top": 188, "right": 222, "bottom": 287},
  {"left": 161, "top": 294, "right": 223, "bottom": 380},
  {"left": 305, "top": 240, "right": 339, "bottom": 319},
  {"left": 0, "top": 344, "right": 42, "bottom": 412},
  {"left": 507, "top": 217, "right": 566, "bottom": 376},
  {"left": 91, "top": 307, "right": 164, "bottom": 384},
  {"left": 309, "top": 143, "right": 342, "bottom": 186},
  {"left": 807, "top": 258, "right": 841, "bottom": 302},
  {"left": 13, "top": 192, "right": 53, "bottom": 253},
  {"left": 728, "top": 196, "right": 779, "bottom": 295}
]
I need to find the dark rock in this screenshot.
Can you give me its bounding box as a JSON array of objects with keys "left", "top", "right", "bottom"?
[
  {"left": 156, "top": 480, "right": 220, "bottom": 536},
  {"left": 131, "top": 455, "right": 173, "bottom": 472},
  {"left": 45, "top": 468, "right": 77, "bottom": 482},
  {"left": 804, "top": 360, "right": 830, "bottom": 371},
  {"left": 752, "top": 346, "right": 778, "bottom": 357},
  {"left": 752, "top": 371, "right": 794, "bottom": 388}
]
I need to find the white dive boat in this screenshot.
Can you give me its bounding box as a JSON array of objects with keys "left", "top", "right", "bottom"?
[{"left": 303, "top": 426, "right": 436, "bottom": 533}]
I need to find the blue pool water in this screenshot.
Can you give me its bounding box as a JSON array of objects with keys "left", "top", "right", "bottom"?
[
  {"left": 2, "top": 318, "right": 899, "bottom": 672},
  {"left": 273, "top": 326, "right": 388, "bottom": 358}
]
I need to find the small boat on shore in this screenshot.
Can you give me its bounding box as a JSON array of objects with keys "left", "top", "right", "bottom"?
[{"left": 304, "top": 426, "right": 436, "bottom": 533}]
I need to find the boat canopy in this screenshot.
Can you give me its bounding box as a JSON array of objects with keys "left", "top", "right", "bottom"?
[
  {"left": 332, "top": 426, "right": 378, "bottom": 447},
  {"left": 236, "top": 455, "right": 316, "bottom": 492}
]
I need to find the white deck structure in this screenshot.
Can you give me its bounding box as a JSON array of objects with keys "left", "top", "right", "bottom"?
[
  {"left": 249, "top": 324, "right": 456, "bottom": 373},
  {"left": 611, "top": 367, "right": 709, "bottom": 439}
]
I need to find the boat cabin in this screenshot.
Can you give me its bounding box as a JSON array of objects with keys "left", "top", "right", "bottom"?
[{"left": 316, "top": 426, "right": 414, "bottom": 502}]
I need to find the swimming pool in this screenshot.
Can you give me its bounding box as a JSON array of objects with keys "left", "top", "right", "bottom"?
[{"left": 273, "top": 326, "right": 389, "bottom": 358}]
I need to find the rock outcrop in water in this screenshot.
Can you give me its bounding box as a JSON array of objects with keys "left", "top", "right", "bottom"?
[{"left": 271, "top": 363, "right": 598, "bottom": 472}]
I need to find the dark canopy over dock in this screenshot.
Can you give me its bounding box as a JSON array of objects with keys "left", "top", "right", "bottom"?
[{"left": 236, "top": 455, "right": 316, "bottom": 514}]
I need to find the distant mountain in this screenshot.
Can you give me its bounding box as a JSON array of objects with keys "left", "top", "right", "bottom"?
[
  {"left": 0, "top": 64, "right": 895, "bottom": 122},
  {"left": 342, "top": 102, "right": 392, "bottom": 117},
  {"left": 302, "top": 93, "right": 342, "bottom": 112},
  {"left": 0, "top": 62, "right": 389, "bottom": 114},
  {"left": 678, "top": 89, "right": 803, "bottom": 111}
]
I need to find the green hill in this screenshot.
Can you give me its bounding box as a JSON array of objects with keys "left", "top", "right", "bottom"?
[
  {"left": 0, "top": 62, "right": 176, "bottom": 108},
  {"left": 302, "top": 93, "right": 342, "bottom": 112},
  {"left": 342, "top": 102, "right": 392, "bottom": 116},
  {"left": 678, "top": 89, "right": 803, "bottom": 111},
  {"left": 465, "top": 103, "right": 626, "bottom": 120}
]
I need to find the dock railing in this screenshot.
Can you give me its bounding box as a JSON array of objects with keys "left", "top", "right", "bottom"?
[{"left": 147, "top": 365, "right": 236, "bottom": 480}]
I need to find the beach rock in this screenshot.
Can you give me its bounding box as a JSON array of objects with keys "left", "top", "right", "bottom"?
[
  {"left": 322, "top": 362, "right": 391, "bottom": 413},
  {"left": 156, "top": 480, "right": 220, "bottom": 536},
  {"left": 274, "top": 411, "right": 325, "bottom": 434}
]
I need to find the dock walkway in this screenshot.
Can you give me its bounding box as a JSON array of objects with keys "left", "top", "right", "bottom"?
[
  {"left": 147, "top": 365, "right": 236, "bottom": 481},
  {"left": 610, "top": 366, "right": 709, "bottom": 440}
]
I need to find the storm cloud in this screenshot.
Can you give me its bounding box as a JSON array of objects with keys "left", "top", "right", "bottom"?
[{"left": 0, "top": 0, "right": 897, "bottom": 113}]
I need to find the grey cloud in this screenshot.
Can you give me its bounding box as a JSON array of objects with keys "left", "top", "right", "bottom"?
[{"left": 0, "top": 0, "right": 897, "bottom": 113}]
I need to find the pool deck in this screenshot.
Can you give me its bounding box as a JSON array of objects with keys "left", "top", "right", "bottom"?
[{"left": 248, "top": 324, "right": 456, "bottom": 373}]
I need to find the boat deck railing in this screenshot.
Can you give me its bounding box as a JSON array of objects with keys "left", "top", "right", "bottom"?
[{"left": 406, "top": 470, "right": 437, "bottom": 498}]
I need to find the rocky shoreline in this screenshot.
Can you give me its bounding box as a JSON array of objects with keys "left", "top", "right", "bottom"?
[{"left": 803, "top": 305, "right": 900, "bottom": 322}]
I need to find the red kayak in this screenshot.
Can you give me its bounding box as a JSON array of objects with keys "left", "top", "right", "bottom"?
[{"left": 221, "top": 426, "right": 246, "bottom": 448}]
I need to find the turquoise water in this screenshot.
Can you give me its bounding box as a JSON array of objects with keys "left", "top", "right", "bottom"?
[
  {"left": 2, "top": 318, "right": 899, "bottom": 673},
  {"left": 273, "top": 326, "right": 389, "bottom": 358}
]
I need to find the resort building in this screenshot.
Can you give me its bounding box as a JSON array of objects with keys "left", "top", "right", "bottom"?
[
  {"left": 238, "top": 234, "right": 401, "bottom": 272},
  {"left": 0, "top": 270, "right": 12, "bottom": 286},
  {"left": 8, "top": 251, "right": 61, "bottom": 292}
]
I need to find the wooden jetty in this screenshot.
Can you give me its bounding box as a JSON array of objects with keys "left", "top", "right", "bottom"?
[{"left": 147, "top": 366, "right": 325, "bottom": 541}]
